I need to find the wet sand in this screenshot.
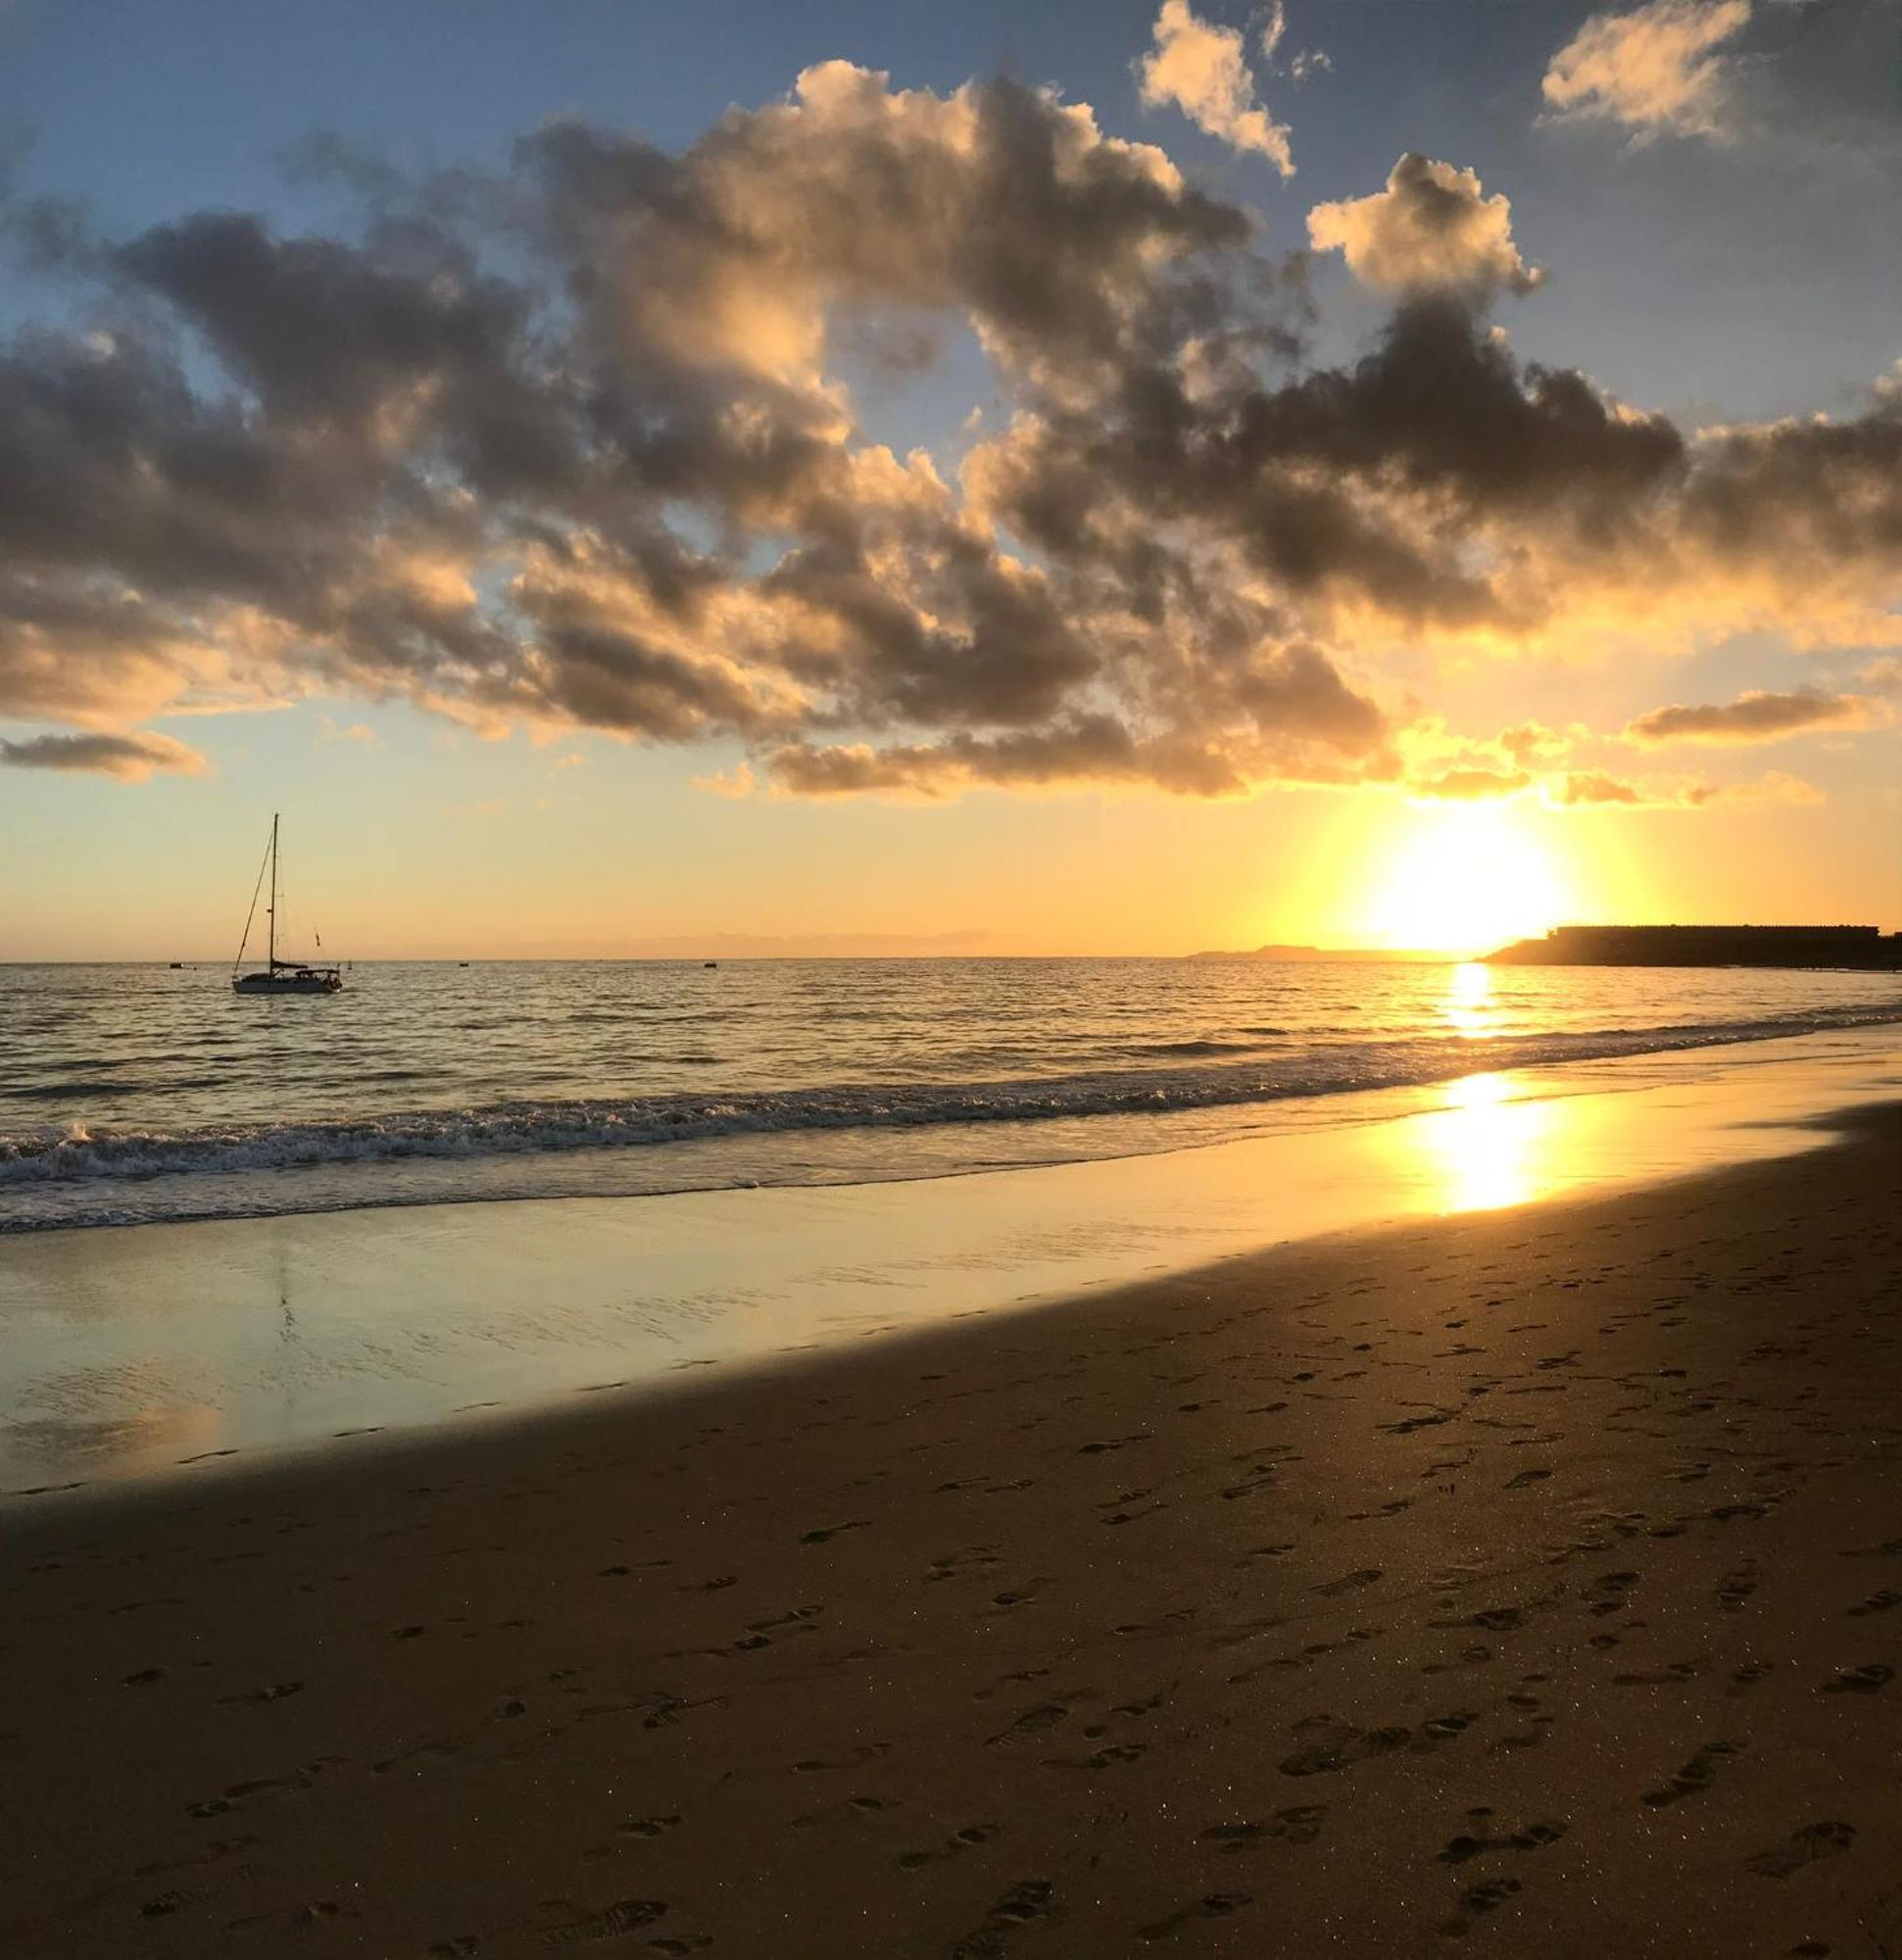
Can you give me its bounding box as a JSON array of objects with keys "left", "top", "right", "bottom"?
[{"left": 3, "top": 1105, "right": 1899, "bottom": 1956}]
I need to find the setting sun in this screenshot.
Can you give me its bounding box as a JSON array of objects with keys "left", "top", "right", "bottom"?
[{"left": 1360, "top": 803, "right": 1574, "bottom": 955}]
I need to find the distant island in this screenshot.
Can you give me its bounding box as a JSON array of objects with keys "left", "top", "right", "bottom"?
[
  {"left": 1185, "top": 943, "right": 1446, "bottom": 963},
  {"left": 1487, "top": 924, "right": 1902, "bottom": 970}
]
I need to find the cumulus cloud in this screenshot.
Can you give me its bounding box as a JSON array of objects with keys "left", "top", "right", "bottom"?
[
  {"left": 1307, "top": 154, "right": 1544, "bottom": 300},
  {"left": 0, "top": 729, "right": 207, "bottom": 779},
  {"left": 1541, "top": 0, "right": 1752, "bottom": 142},
  {"left": 0, "top": 52, "right": 1896, "bottom": 806},
  {"left": 1139, "top": 0, "right": 1295, "bottom": 174},
  {"left": 1624, "top": 686, "right": 1885, "bottom": 745}
]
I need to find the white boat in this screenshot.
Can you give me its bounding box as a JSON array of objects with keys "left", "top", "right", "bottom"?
[{"left": 231, "top": 814, "right": 343, "bottom": 995}]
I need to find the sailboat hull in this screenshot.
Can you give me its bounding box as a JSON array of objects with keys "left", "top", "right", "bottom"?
[{"left": 232, "top": 970, "right": 343, "bottom": 995}]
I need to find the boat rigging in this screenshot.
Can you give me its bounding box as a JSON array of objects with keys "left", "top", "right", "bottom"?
[{"left": 231, "top": 814, "right": 344, "bottom": 995}]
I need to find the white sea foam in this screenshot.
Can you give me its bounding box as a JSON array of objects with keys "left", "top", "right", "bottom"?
[{"left": 3, "top": 999, "right": 1898, "bottom": 1232}]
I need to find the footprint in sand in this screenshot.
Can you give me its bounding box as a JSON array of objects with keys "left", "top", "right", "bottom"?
[
  {"left": 1745, "top": 1821, "right": 1856, "bottom": 1879},
  {"left": 1278, "top": 1719, "right": 1413, "bottom": 1779},
  {"left": 1820, "top": 1663, "right": 1894, "bottom": 1694},
  {"left": 1847, "top": 1591, "right": 1902, "bottom": 1618},
  {"left": 1612, "top": 1660, "right": 1706, "bottom": 1687},
  {"left": 1042, "top": 1741, "right": 1147, "bottom": 1770},
  {"left": 581, "top": 1816, "right": 683, "bottom": 1862},
  {"left": 1717, "top": 1568, "right": 1758, "bottom": 1611},
  {"left": 1137, "top": 1891, "right": 1251, "bottom": 1942},
  {"left": 986, "top": 1702, "right": 1069, "bottom": 1745},
  {"left": 794, "top": 1793, "right": 890, "bottom": 1829},
  {"left": 1438, "top": 1820, "right": 1565, "bottom": 1863},
  {"left": 217, "top": 1682, "right": 304, "bottom": 1706},
  {"left": 1642, "top": 1740, "right": 1742, "bottom": 1807},
  {"left": 791, "top": 1741, "right": 891, "bottom": 1773},
  {"left": 1312, "top": 1568, "right": 1384, "bottom": 1597},
  {"left": 898, "top": 1823, "right": 1000, "bottom": 1870},
  {"left": 950, "top": 1880, "right": 1056, "bottom": 1960},
  {"left": 1198, "top": 1806, "right": 1326, "bottom": 1851},
  {"left": 1439, "top": 1877, "right": 1523, "bottom": 1936},
  {"left": 1584, "top": 1572, "right": 1638, "bottom": 1618},
  {"left": 541, "top": 1898, "right": 667, "bottom": 1944},
  {"left": 799, "top": 1519, "right": 870, "bottom": 1545}
]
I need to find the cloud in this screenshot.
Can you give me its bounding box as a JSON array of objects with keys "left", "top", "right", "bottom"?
[
  {"left": 1552, "top": 765, "right": 1824, "bottom": 807},
  {"left": 1409, "top": 764, "right": 1533, "bottom": 800},
  {"left": 1687, "top": 768, "right": 1825, "bottom": 807},
  {"left": 1551, "top": 768, "right": 1652, "bottom": 806},
  {"left": 1139, "top": 0, "right": 1294, "bottom": 174},
  {"left": 1307, "top": 154, "right": 1544, "bottom": 300},
  {"left": 1624, "top": 685, "right": 1885, "bottom": 745},
  {"left": 0, "top": 729, "right": 207, "bottom": 778},
  {"left": 1496, "top": 719, "right": 1576, "bottom": 765},
  {"left": 1541, "top": 0, "right": 1752, "bottom": 142},
  {"left": 0, "top": 53, "right": 1895, "bottom": 807}
]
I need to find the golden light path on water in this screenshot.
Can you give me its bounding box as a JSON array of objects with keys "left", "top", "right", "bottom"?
[{"left": 1406, "top": 963, "right": 1560, "bottom": 1213}]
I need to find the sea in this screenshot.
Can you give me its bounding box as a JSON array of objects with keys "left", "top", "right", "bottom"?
[{"left": 2, "top": 956, "right": 1899, "bottom": 1236}]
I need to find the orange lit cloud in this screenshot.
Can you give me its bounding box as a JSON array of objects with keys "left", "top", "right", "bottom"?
[
  {"left": 1551, "top": 767, "right": 1823, "bottom": 808},
  {"left": 1308, "top": 154, "right": 1544, "bottom": 299},
  {"left": 1541, "top": 0, "right": 1752, "bottom": 142},
  {"left": 1139, "top": 0, "right": 1294, "bottom": 173}
]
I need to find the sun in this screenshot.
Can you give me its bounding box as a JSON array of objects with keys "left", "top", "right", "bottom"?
[{"left": 1360, "top": 803, "right": 1572, "bottom": 956}]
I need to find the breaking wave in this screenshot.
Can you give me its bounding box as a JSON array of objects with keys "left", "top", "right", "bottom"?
[{"left": 3, "top": 1004, "right": 1897, "bottom": 1230}]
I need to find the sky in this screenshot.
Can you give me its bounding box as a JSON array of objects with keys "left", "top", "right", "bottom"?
[{"left": 0, "top": 0, "right": 1897, "bottom": 958}]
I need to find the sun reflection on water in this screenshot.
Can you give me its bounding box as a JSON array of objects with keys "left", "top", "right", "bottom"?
[
  {"left": 1442, "top": 960, "right": 1498, "bottom": 1038},
  {"left": 1410, "top": 1070, "right": 1559, "bottom": 1212}
]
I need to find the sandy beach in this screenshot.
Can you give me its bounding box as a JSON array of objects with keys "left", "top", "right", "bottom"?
[{"left": 2, "top": 1102, "right": 1897, "bottom": 1956}]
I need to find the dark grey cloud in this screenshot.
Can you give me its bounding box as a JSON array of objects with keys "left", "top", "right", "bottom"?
[{"left": 0, "top": 730, "right": 206, "bottom": 779}]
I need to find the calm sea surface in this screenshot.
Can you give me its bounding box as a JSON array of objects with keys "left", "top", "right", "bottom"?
[{"left": 2, "top": 957, "right": 1898, "bottom": 1233}]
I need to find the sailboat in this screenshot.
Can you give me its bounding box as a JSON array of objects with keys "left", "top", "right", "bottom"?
[{"left": 231, "top": 814, "right": 343, "bottom": 995}]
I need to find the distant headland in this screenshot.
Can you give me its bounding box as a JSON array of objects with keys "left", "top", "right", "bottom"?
[
  {"left": 1185, "top": 944, "right": 1446, "bottom": 963},
  {"left": 1487, "top": 924, "right": 1902, "bottom": 970}
]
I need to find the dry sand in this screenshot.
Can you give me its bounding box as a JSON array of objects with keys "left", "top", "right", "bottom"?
[{"left": 3, "top": 1106, "right": 1899, "bottom": 1958}]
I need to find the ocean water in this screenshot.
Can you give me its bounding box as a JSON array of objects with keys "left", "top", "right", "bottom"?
[{"left": 1, "top": 957, "right": 1898, "bottom": 1234}]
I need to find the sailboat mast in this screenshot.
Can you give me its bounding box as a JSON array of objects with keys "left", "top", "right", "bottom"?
[{"left": 268, "top": 812, "right": 278, "bottom": 968}]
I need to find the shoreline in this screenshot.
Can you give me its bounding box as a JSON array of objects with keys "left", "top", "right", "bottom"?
[
  {"left": 3, "top": 1107, "right": 1898, "bottom": 1954},
  {"left": 3, "top": 1027, "right": 1896, "bottom": 1500},
  {"left": 1, "top": 1029, "right": 1896, "bottom": 1500}
]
